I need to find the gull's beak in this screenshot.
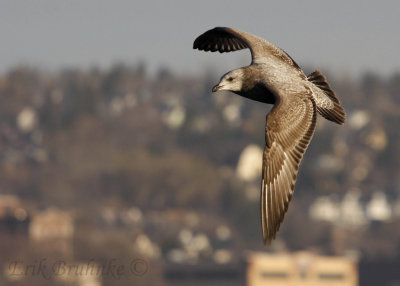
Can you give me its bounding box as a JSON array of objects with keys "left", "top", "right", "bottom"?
[{"left": 212, "top": 84, "right": 221, "bottom": 92}]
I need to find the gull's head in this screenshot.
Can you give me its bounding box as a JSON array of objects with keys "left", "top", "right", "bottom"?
[{"left": 212, "top": 69, "right": 244, "bottom": 94}]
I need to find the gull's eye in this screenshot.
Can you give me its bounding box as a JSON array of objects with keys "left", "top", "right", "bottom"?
[{"left": 227, "top": 77, "right": 234, "bottom": 82}]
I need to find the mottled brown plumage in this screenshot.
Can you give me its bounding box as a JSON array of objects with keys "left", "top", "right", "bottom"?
[{"left": 193, "top": 27, "right": 345, "bottom": 245}]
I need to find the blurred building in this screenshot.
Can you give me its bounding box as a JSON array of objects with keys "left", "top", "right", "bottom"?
[
  {"left": 29, "top": 208, "right": 74, "bottom": 258},
  {"left": 236, "top": 144, "right": 263, "bottom": 182},
  {"left": 365, "top": 191, "right": 391, "bottom": 222},
  {"left": 340, "top": 190, "right": 367, "bottom": 229},
  {"left": 164, "top": 251, "right": 358, "bottom": 286},
  {"left": 309, "top": 195, "right": 340, "bottom": 223},
  {"left": 55, "top": 261, "right": 102, "bottom": 286},
  {"left": 310, "top": 190, "right": 394, "bottom": 226},
  {"left": 246, "top": 251, "right": 358, "bottom": 286}
]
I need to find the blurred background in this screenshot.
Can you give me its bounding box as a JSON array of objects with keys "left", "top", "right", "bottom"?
[{"left": 0, "top": 1, "right": 399, "bottom": 286}]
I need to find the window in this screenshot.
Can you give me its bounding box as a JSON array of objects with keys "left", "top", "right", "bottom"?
[
  {"left": 319, "top": 273, "right": 345, "bottom": 280},
  {"left": 260, "top": 271, "right": 288, "bottom": 279}
]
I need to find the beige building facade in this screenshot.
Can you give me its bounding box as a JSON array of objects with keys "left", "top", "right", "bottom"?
[{"left": 246, "top": 251, "right": 358, "bottom": 286}]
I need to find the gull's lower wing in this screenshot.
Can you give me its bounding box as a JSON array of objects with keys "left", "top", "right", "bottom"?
[{"left": 261, "top": 92, "right": 317, "bottom": 244}]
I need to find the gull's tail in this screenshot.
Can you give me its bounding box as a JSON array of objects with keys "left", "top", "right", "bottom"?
[{"left": 308, "top": 70, "right": 346, "bottom": 125}]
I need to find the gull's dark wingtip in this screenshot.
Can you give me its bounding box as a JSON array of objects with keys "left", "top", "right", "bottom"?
[
  {"left": 193, "top": 36, "right": 206, "bottom": 51},
  {"left": 193, "top": 36, "right": 201, "bottom": 50},
  {"left": 193, "top": 27, "right": 248, "bottom": 54},
  {"left": 193, "top": 39, "right": 199, "bottom": 50},
  {"left": 193, "top": 29, "right": 213, "bottom": 51}
]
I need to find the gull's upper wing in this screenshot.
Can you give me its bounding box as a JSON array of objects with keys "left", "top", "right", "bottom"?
[
  {"left": 261, "top": 90, "right": 317, "bottom": 244},
  {"left": 193, "top": 27, "right": 300, "bottom": 69},
  {"left": 193, "top": 27, "right": 249, "bottom": 53}
]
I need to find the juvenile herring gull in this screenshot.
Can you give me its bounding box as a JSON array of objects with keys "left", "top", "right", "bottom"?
[{"left": 193, "top": 27, "right": 345, "bottom": 245}]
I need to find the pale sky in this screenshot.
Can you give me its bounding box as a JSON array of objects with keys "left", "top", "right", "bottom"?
[{"left": 1, "top": 0, "right": 399, "bottom": 77}]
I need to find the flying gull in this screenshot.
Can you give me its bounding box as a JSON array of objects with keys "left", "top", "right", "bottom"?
[{"left": 193, "top": 27, "right": 345, "bottom": 245}]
